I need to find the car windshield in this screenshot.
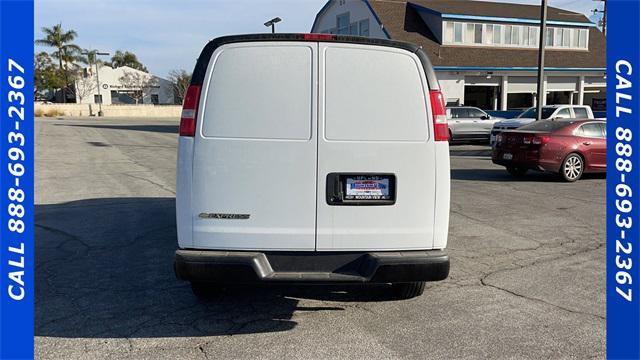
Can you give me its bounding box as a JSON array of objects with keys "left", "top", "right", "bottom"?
[
  {"left": 518, "top": 108, "right": 557, "bottom": 119},
  {"left": 518, "top": 120, "right": 574, "bottom": 132}
]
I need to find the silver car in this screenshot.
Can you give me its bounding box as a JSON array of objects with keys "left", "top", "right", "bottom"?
[{"left": 447, "top": 106, "right": 503, "bottom": 142}]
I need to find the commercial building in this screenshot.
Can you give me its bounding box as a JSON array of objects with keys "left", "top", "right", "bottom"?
[
  {"left": 311, "top": 0, "right": 606, "bottom": 111},
  {"left": 74, "top": 65, "right": 175, "bottom": 105}
]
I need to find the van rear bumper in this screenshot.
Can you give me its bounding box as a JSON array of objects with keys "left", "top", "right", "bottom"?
[{"left": 174, "top": 249, "right": 449, "bottom": 284}]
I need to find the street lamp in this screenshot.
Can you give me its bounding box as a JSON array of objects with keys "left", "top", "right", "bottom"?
[
  {"left": 81, "top": 50, "right": 110, "bottom": 116},
  {"left": 535, "top": 0, "right": 548, "bottom": 121},
  {"left": 264, "top": 17, "right": 281, "bottom": 33}
]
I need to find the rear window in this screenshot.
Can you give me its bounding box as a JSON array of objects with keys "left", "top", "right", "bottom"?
[
  {"left": 519, "top": 120, "right": 574, "bottom": 132},
  {"left": 573, "top": 107, "right": 589, "bottom": 118},
  {"left": 519, "top": 107, "right": 556, "bottom": 119},
  {"left": 324, "top": 46, "right": 428, "bottom": 141},
  {"left": 201, "top": 45, "right": 313, "bottom": 140}
]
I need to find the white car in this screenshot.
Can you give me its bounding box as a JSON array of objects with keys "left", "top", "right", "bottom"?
[
  {"left": 174, "top": 34, "right": 451, "bottom": 299},
  {"left": 490, "top": 105, "right": 595, "bottom": 145}
]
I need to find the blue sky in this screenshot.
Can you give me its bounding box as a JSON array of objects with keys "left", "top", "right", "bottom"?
[{"left": 35, "top": 0, "right": 603, "bottom": 77}]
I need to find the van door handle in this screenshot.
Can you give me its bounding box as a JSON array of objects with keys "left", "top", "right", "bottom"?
[{"left": 583, "top": 141, "right": 591, "bottom": 146}]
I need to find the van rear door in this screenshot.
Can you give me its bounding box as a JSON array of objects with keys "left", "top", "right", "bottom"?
[
  {"left": 316, "top": 43, "right": 436, "bottom": 251},
  {"left": 191, "top": 42, "right": 318, "bottom": 250}
]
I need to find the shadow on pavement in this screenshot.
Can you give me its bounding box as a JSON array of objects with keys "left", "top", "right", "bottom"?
[
  {"left": 55, "top": 123, "right": 178, "bottom": 134},
  {"left": 451, "top": 168, "right": 606, "bottom": 182},
  {"left": 35, "top": 197, "right": 393, "bottom": 339}
]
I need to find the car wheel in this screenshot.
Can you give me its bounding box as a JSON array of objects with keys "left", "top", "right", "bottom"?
[
  {"left": 506, "top": 166, "right": 527, "bottom": 177},
  {"left": 190, "top": 281, "right": 223, "bottom": 299},
  {"left": 560, "top": 153, "right": 584, "bottom": 182},
  {"left": 391, "top": 282, "right": 425, "bottom": 299}
]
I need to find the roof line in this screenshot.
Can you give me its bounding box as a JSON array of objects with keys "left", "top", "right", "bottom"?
[
  {"left": 310, "top": 0, "right": 333, "bottom": 32},
  {"left": 409, "top": 2, "right": 595, "bottom": 27},
  {"left": 363, "top": 0, "right": 392, "bottom": 39},
  {"left": 433, "top": 66, "right": 606, "bottom": 72},
  {"left": 441, "top": 13, "right": 597, "bottom": 27}
]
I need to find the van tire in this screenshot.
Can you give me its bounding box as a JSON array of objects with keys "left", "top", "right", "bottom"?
[
  {"left": 190, "top": 281, "right": 222, "bottom": 299},
  {"left": 506, "top": 166, "right": 527, "bottom": 177},
  {"left": 392, "top": 281, "right": 426, "bottom": 299}
]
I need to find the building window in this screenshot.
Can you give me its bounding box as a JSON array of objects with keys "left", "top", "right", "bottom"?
[
  {"left": 484, "top": 24, "right": 493, "bottom": 44},
  {"left": 94, "top": 94, "right": 102, "bottom": 104},
  {"left": 442, "top": 21, "right": 587, "bottom": 49},
  {"left": 444, "top": 21, "right": 453, "bottom": 42},
  {"left": 504, "top": 25, "right": 512, "bottom": 45},
  {"left": 151, "top": 94, "right": 159, "bottom": 104},
  {"left": 555, "top": 27, "right": 563, "bottom": 46},
  {"left": 465, "top": 23, "right": 474, "bottom": 44},
  {"left": 359, "top": 19, "right": 369, "bottom": 36},
  {"left": 349, "top": 23, "right": 358, "bottom": 35},
  {"left": 578, "top": 29, "right": 588, "bottom": 48},
  {"left": 336, "top": 13, "right": 350, "bottom": 34},
  {"left": 454, "top": 22, "right": 463, "bottom": 43},
  {"left": 473, "top": 24, "right": 482, "bottom": 43},
  {"left": 493, "top": 24, "right": 502, "bottom": 44},
  {"left": 529, "top": 26, "right": 538, "bottom": 46},
  {"left": 546, "top": 27, "right": 554, "bottom": 46},
  {"left": 511, "top": 25, "right": 520, "bottom": 45}
]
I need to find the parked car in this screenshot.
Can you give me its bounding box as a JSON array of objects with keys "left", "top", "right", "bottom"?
[
  {"left": 492, "top": 119, "right": 606, "bottom": 182},
  {"left": 490, "top": 105, "right": 595, "bottom": 145},
  {"left": 447, "top": 106, "right": 504, "bottom": 142},
  {"left": 174, "top": 34, "right": 451, "bottom": 299}
]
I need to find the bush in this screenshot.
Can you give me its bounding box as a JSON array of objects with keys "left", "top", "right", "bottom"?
[
  {"left": 35, "top": 108, "right": 44, "bottom": 117},
  {"left": 45, "top": 108, "right": 59, "bottom": 117}
]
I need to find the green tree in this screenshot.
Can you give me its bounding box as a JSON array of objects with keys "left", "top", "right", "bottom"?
[
  {"left": 109, "top": 50, "right": 148, "bottom": 72},
  {"left": 35, "top": 23, "right": 82, "bottom": 102},
  {"left": 34, "top": 51, "right": 65, "bottom": 101}
]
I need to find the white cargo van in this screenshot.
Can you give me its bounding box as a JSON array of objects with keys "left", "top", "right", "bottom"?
[{"left": 174, "top": 34, "right": 450, "bottom": 299}]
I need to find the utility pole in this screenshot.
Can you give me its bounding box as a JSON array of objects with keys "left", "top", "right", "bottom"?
[
  {"left": 592, "top": 0, "right": 607, "bottom": 36},
  {"left": 81, "top": 50, "right": 110, "bottom": 116},
  {"left": 535, "top": 0, "right": 548, "bottom": 121}
]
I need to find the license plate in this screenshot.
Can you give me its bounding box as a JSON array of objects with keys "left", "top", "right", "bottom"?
[
  {"left": 345, "top": 176, "right": 391, "bottom": 201},
  {"left": 503, "top": 153, "right": 513, "bottom": 160}
]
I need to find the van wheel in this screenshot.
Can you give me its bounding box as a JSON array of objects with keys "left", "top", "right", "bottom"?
[
  {"left": 190, "top": 281, "right": 222, "bottom": 299},
  {"left": 560, "top": 153, "right": 584, "bottom": 182},
  {"left": 392, "top": 282, "right": 425, "bottom": 299},
  {"left": 506, "top": 166, "right": 527, "bottom": 177}
]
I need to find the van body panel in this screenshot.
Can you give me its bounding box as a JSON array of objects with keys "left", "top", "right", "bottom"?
[
  {"left": 433, "top": 142, "right": 450, "bottom": 249},
  {"left": 191, "top": 42, "right": 318, "bottom": 250},
  {"left": 176, "top": 137, "right": 194, "bottom": 248},
  {"left": 316, "top": 43, "right": 436, "bottom": 251}
]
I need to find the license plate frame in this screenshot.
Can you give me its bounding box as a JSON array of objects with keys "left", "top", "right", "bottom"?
[{"left": 326, "top": 173, "right": 396, "bottom": 206}]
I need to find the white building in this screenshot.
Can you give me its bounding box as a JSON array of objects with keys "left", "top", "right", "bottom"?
[
  {"left": 74, "top": 65, "right": 175, "bottom": 105},
  {"left": 311, "top": 0, "right": 606, "bottom": 112}
]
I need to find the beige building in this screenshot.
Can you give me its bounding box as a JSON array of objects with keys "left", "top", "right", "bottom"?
[{"left": 75, "top": 65, "right": 175, "bottom": 105}]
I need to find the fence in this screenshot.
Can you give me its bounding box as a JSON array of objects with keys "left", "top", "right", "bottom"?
[{"left": 35, "top": 103, "right": 182, "bottom": 118}]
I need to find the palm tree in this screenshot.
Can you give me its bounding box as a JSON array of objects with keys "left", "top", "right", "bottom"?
[
  {"left": 109, "top": 50, "right": 148, "bottom": 72},
  {"left": 35, "top": 24, "right": 82, "bottom": 102}
]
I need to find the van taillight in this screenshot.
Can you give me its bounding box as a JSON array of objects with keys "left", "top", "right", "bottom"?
[
  {"left": 179, "top": 85, "right": 201, "bottom": 137},
  {"left": 429, "top": 90, "right": 449, "bottom": 141}
]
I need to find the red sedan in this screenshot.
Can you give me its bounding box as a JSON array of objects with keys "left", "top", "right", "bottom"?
[{"left": 492, "top": 119, "right": 606, "bottom": 182}]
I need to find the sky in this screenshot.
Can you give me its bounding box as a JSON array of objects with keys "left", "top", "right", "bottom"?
[{"left": 35, "top": 0, "right": 604, "bottom": 78}]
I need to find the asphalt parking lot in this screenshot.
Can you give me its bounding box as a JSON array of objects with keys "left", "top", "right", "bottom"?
[{"left": 35, "top": 117, "right": 605, "bottom": 359}]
